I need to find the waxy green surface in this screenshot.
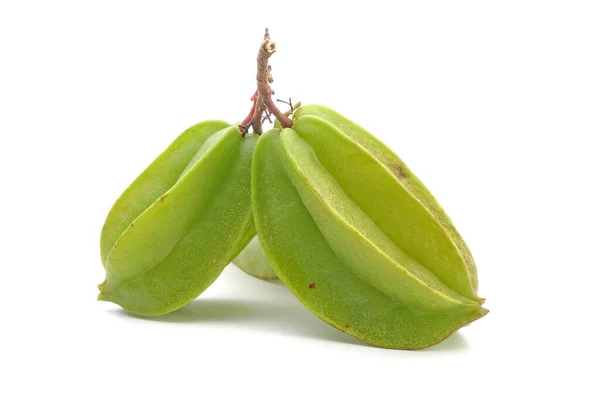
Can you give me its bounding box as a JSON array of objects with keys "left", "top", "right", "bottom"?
[
  {"left": 278, "top": 129, "right": 477, "bottom": 311},
  {"left": 252, "top": 112, "right": 486, "bottom": 349},
  {"left": 293, "top": 105, "right": 480, "bottom": 299},
  {"left": 100, "top": 120, "right": 230, "bottom": 264},
  {"left": 99, "top": 125, "right": 257, "bottom": 316},
  {"left": 238, "top": 106, "right": 481, "bottom": 299},
  {"left": 233, "top": 236, "right": 278, "bottom": 280},
  {"left": 97, "top": 103, "right": 486, "bottom": 348}
]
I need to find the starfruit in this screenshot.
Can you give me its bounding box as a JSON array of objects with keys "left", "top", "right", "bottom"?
[
  {"left": 233, "top": 236, "right": 278, "bottom": 280},
  {"left": 99, "top": 122, "right": 257, "bottom": 316},
  {"left": 251, "top": 106, "right": 487, "bottom": 349}
]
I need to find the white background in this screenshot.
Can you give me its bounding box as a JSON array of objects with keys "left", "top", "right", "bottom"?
[{"left": 1, "top": 1, "right": 599, "bottom": 398}]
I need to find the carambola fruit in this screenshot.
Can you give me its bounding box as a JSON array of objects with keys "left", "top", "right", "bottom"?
[
  {"left": 233, "top": 236, "right": 278, "bottom": 280},
  {"left": 97, "top": 29, "right": 487, "bottom": 350},
  {"left": 251, "top": 105, "right": 487, "bottom": 349},
  {"left": 99, "top": 122, "right": 257, "bottom": 316}
]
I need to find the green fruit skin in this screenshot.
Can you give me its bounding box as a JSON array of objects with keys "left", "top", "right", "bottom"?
[
  {"left": 252, "top": 129, "right": 487, "bottom": 349},
  {"left": 100, "top": 120, "right": 230, "bottom": 264},
  {"left": 293, "top": 105, "right": 480, "bottom": 300},
  {"left": 239, "top": 105, "right": 480, "bottom": 296},
  {"left": 278, "top": 129, "right": 477, "bottom": 312},
  {"left": 99, "top": 125, "right": 257, "bottom": 316},
  {"left": 233, "top": 236, "right": 278, "bottom": 280}
]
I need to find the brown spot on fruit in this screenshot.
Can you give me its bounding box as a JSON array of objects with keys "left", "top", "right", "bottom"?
[
  {"left": 345, "top": 324, "right": 349, "bottom": 329},
  {"left": 308, "top": 282, "right": 316, "bottom": 289},
  {"left": 159, "top": 194, "right": 168, "bottom": 202},
  {"left": 393, "top": 165, "right": 406, "bottom": 178}
]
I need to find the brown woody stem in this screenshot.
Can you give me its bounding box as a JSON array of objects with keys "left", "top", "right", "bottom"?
[
  {"left": 251, "top": 97, "right": 264, "bottom": 134},
  {"left": 256, "top": 28, "right": 293, "bottom": 129}
]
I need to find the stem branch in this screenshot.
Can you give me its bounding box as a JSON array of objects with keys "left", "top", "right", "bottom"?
[
  {"left": 239, "top": 91, "right": 259, "bottom": 136},
  {"left": 256, "top": 29, "right": 293, "bottom": 129},
  {"left": 251, "top": 97, "right": 264, "bottom": 134}
]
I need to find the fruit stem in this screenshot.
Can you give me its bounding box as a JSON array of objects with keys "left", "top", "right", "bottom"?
[
  {"left": 239, "top": 90, "right": 260, "bottom": 136},
  {"left": 251, "top": 94, "right": 265, "bottom": 134},
  {"left": 256, "top": 28, "right": 293, "bottom": 129}
]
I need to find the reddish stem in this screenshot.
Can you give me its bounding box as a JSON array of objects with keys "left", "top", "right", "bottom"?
[{"left": 239, "top": 91, "right": 259, "bottom": 136}]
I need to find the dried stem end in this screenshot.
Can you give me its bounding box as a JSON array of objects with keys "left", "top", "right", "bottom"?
[
  {"left": 256, "top": 28, "right": 293, "bottom": 129},
  {"left": 238, "top": 28, "right": 297, "bottom": 135}
]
